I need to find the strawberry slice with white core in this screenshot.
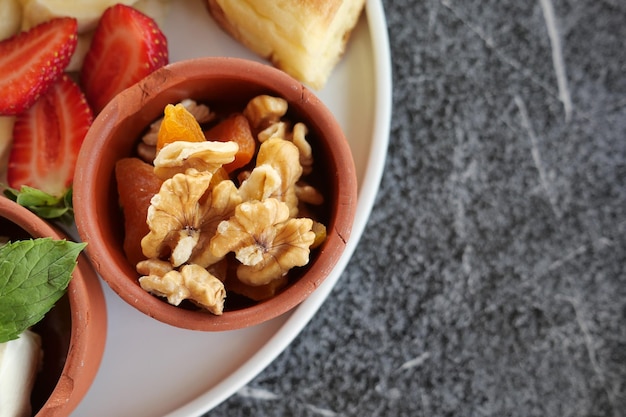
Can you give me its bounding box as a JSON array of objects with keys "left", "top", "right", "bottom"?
[
  {"left": 7, "top": 74, "right": 93, "bottom": 198},
  {"left": 0, "top": 17, "right": 77, "bottom": 116},
  {"left": 80, "top": 4, "right": 169, "bottom": 114}
]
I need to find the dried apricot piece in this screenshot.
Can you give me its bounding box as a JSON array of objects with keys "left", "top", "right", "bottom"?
[
  {"left": 115, "top": 157, "right": 163, "bottom": 265},
  {"left": 204, "top": 114, "right": 256, "bottom": 173},
  {"left": 156, "top": 103, "right": 206, "bottom": 153},
  {"left": 226, "top": 275, "right": 288, "bottom": 301}
]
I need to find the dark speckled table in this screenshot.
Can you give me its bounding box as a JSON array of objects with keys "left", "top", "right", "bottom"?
[{"left": 207, "top": 1, "right": 626, "bottom": 416}]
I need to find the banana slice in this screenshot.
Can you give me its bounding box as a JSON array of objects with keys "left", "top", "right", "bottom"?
[
  {"left": 0, "top": 0, "right": 22, "bottom": 41},
  {"left": 65, "top": 30, "right": 94, "bottom": 73},
  {"left": 19, "top": 0, "right": 139, "bottom": 33},
  {"left": 0, "top": 116, "right": 15, "bottom": 190},
  {"left": 133, "top": 0, "right": 171, "bottom": 26}
]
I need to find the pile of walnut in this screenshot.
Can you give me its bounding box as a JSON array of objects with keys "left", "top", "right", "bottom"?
[{"left": 133, "top": 95, "right": 327, "bottom": 315}]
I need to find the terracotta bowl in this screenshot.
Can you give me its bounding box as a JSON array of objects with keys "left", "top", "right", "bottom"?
[
  {"left": 73, "top": 57, "right": 357, "bottom": 331},
  {"left": 0, "top": 197, "right": 107, "bottom": 416}
]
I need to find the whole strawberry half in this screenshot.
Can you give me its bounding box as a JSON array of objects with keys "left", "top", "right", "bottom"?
[
  {"left": 0, "top": 18, "right": 78, "bottom": 116},
  {"left": 80, "top": 4, "right": 169, "bottom": 114},
  {"left": 7, "top": 74, "right": 93, "bottom": 199}
]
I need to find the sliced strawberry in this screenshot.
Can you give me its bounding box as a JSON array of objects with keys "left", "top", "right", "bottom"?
[
  {"left": 0, "top": 18, "right": 77, "bottom": 116},
  {"left": 7, "top": 74, "right": 93, "bottom": 198},
  {"left": 80, "top": 4, "right": 169, "bottom": 114}
]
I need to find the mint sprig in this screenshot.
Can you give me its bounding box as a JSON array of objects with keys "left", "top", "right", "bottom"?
[
  {"left": 3, "top": 186, "right": 75, "bottom": 225},
  {"left": 0, "top": 238, "right": 86, "bottom": 343}
]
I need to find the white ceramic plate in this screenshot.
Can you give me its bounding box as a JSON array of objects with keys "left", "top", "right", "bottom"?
[{"left": 73, "top": 0, "right": 391, "bottom": 415}]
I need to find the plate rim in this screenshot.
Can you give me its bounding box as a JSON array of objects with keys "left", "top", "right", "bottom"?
[{"left": 164, "top": 0, "right": 392, "bottom": 415}]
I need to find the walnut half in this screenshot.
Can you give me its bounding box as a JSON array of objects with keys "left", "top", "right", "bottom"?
[{"left": 138, "top": 261, "right": 226, "bottom": 315}]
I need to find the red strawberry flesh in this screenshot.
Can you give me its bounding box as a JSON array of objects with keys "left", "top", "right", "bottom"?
[
  {"left": 80, "top": 4, "right": 169, "bottom": 114},
  {"left": 0, "top": 17, "right": 78, "bottom": 116},
  {"left": 7, "top": 74, "right": 93, "bottom": 197}
]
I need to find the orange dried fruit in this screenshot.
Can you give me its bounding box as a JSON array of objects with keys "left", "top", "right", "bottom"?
[
  {"left": 210, "top": 167, "right": 230, "bottom": 188},
  {"left": 156, "top": 103, "right": 206, "bottom": 153},
  {"left": 204, "top": 114, "right": 256, "bottom": 173},
  {"left": 115, "top": 157, "right": 163, "bottom": 265},
  {"left": 226, "top": 275, "right": 288, "bottom": 301}
]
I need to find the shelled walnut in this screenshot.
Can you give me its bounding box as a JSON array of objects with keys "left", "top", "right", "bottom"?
[{"left": 124, "top": 95, "right": 327, "bottom": 315}]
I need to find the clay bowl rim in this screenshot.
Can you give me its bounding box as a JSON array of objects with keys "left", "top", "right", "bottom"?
[
  {"left": 73, "top": 57, "right": 358, "bottom": 331},
  {"left": 0, "top": 197, "right": 107, "bottom": 417}
]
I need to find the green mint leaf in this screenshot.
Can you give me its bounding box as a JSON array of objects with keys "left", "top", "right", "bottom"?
[
  {"left": 14, "top": 186, "right": 63, "bottom": 206},
  {"left": 4, "top": 185, "right": 75, "bottom": 224},
  {"left": 28, "top": 205, "right": 70, "bottom": 219},
  {"left": 0, "top": 238, "right": 86, "bottom": 343}
]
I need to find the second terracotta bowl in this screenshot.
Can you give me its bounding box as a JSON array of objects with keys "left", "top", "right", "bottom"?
[
  {"left": 73, "top": 57, "right": 357, "bottom": 331},
  {"left": 0, "top": 197, "right": 107, "bottom": 416}
]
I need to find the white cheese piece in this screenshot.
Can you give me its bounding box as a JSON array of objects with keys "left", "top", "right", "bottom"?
[{"left": 0, "top": 330, "right": 42, "bottom": 417}]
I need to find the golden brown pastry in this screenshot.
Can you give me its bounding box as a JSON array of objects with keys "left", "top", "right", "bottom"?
[{"left": 206, "top": 0, "right": 366, "bottom": 89}]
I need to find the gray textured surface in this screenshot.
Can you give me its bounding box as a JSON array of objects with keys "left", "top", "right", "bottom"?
[{"left": 206, "top": 0, "right": 626, "bottom": 416}]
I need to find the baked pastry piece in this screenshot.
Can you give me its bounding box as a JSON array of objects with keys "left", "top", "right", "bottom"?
[{"left": 206, "top": 0, "right": 366, "bottom": 89}]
